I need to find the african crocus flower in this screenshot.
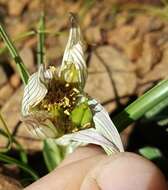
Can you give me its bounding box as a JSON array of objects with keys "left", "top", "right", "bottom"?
[{"left": 21, "top": 14, "right": 124, "bottom": 155}]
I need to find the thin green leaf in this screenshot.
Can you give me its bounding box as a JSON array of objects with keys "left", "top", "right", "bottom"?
[
  {"left": 0, "top": 30, "right": 36, "bottom": 55},
  {"left": 139, "top": 146, "right": 162, "bottom": 160},
  {"left": 0, "top": 113, "right": 12, "bottom": 152},
  {"left": 0, "top": 153, "right": 39, "bottom": 180},
  {"left": 113, "top": 79, "right": 168, "bottom": 132},
  {"left": 143, "top": 98, "right": 168, "bottom": 126},
  {"left": 145, "top": 98, "right": 168, "bottom": 119},
  {"left": 43, "top": 139, "right": 63, "bottom": 172},
  {"left": 0, "top": 25, "right": 29, "bottom": 84},
  {"left": 37, "top": 12, "right": 45, "bottom": 66},
  {"left": 0, "top": 128, "right": 28, "bottom": 164}
]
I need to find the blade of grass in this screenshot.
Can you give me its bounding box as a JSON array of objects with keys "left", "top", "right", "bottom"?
[
  {"left": 0, "top": 25, "right": 29, "bottom": 84},
  {"left": 43, "top": 139, "right": 63, "bottom": 172},
  {"left": 113, "top": 79, "right": 168, "bottom": 132},
  {"left": 0, "top": 127, "right": 28, "bottom": 164},
  {"left": 0, "top": 30, "right": 61, "bottom": 55},
  {"left": 37, "top": 12, "right": 45, "bottom": 66},
  {"left": 0, "top": 113, "right": 12, "bottom": 152},
  {"left": 0, "top": 153, "right": 39, "bottom": 180},
  {"left": 139, "top": 146, "right": 162, "bottom": 160},
  {"left": 0, "top": 30, "right": 36, "bottom": 55}
]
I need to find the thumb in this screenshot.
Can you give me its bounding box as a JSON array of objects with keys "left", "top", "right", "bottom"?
[{"left": 80, "top": 152, "right": 168, "bottom": 190}]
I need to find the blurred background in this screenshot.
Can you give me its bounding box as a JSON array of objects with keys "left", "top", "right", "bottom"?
[{"left": 0, "top": 0, "right": 168, "bottom": 189}]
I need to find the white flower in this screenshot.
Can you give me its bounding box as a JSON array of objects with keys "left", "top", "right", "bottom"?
[{"left": 21, "top": 14, "right": 124, "bottom": 155}]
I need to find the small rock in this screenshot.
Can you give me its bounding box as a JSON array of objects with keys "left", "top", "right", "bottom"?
[
  {"left": 85, "top": 71, "right": 115, "bottom": 103},
  {"left": 6, "top": 20, "right": 28, "bottom": 38},
  {"left": 140, "top": 48, "right": 168, "bottom": 84},
  {"left": 137, "top": 33, "right": 162, "bottom": 77},
  {"left": 9, "top": 74, "right": 21, "bottom": 88},
  {"left": 0, "top": 174, "right": 22, "bottom": 190},
  {"left": 124, "top": 37, "right": 143, "bottom": 62},
  {"left": 20, "top": 46, "right": 35, "bottom": 73},
  {"left": 28, "top": 0, "right": 41, "bottom": 10},
  {"left": 0, "top": 66, "right": 7, "bottom": 87},
  {"left": 1, "top": 86, "right": 23, "bottom": 133},
  {"left": 134, "top": 15, "right": 164, "bottom": 35},
  {"left": 116, "top": 11, "right": 134, "bottom": 27},
  {"left": 145, "top": 17, "right": 164, "bottom": 33},
  {"left": 0, "top": 83, "right": 13, "bottom": 106},
  {"left": 85, "top": 26, "right": 102, "bottom": 44},
  {"left": 107, "top": 25, "right": 137, "bottom": 49},
  {"left": 8, "top": 0, "right": 28, "bottom": 16}
]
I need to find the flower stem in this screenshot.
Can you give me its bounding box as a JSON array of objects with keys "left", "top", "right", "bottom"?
[
  {"left": 0, "top": 30, "right": 36, "bottom": 55},
  {"left": 37, "top": 12, "right": 45, "bottom": 66},
  {"left": 0, "top": 153, "right": 39, "bottom": 180},
  {"left": 0, "top": 113, "right": 12, "bottom": 152},
  {"left": 113, "top": 79, "right": 168, "bottom": 132}
]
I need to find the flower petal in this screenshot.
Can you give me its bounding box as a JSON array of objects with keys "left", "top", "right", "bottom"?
[
  {"left": 55, "top": 128, "right": 120, "bottom": 155},
  {"left": 59, "top": 15, "right": 87, "bottom": 88},
  {"left": 89, "top": 99, "right": 124, "bottom": 152},
  {"left": 21, "top": 65, "right": 48, "bottom": 116}
]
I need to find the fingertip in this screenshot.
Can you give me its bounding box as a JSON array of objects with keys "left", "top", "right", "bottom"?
[{"left": 81, "top": 152, "right": 168, "bottom": 190}]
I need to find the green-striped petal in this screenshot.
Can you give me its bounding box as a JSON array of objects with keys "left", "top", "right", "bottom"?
[
  {"left": 59, "top": 18, "right": 87, "bottom": 88},
  {"left": 21, "top": 65, "right": 48, "bottom": 116}
]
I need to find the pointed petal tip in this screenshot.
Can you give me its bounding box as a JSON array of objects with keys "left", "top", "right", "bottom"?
[{"left": 69, "top": 12, "right": 79, "bottom": 28}]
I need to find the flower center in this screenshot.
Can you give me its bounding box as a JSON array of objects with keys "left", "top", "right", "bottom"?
[
  {"left": 41, "top": 79, "right": 80, "bottom": 115},
  {"left": 31, "top": 78, "right": 83, "bottom": 136}
]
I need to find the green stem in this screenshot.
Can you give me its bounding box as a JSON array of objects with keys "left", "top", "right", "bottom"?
[
  {"left": 0, "top": 153, "right": 39, "bottom": 180},
  {"left": 113, "top": 79, "right": 168, "bottom": 132},
  {"left": 0, "top": 30, "right": 36, "bottom": 55},
  {"left": 37, "top": 12, "right": 45, "bottom": 66},
  {"left": 0, "top": 113, "right": 12, "bottom": 152},
  {"left": 0, "top": 25, "right": 29, "bottom": 84},
  {"left": 0, "top": 113, "right": 12, "bottom": 141}
]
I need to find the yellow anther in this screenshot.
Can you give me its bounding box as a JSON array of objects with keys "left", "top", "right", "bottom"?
[
  {"left": 65, "top": 83, "right": 70, "bottom": 87},
  {"left": 49, "top": 66, "right": 56, "bottom": 72},
  {"left": 73, "top": 88, "right": 79, "bottom": 93},
  {"left": 64, "top": 97, "right": 70, "bottom": 106},
  {"left": 64, "top": 110, "right": 70, "bottom": 115}
]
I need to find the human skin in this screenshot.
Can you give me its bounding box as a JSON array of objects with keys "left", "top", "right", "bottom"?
[{"left": 24, "top": 145, "right": 168, "bottom": 190}]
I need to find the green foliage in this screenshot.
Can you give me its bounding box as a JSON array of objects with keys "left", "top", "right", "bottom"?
[
  {"left": 142, "top": 98, "right": 168, "bottom": 128},
  {"left": 0, "top": 114, "right": 37, "bottom": 181},
  {"left": 139, "top": 147, "right": 162, "bottom": 160},
  {"left": 0, "top": 25, "right": 29, "bottom": 85},
  {"left": 113, "top": 80, "right": 168, "bottom": 132},
  {"left": 43, "top": 139, "right": 64, "bottom": 172},
  {"left": 0, "top": 153, "right": 39, "bottom": 180},
  {"left": 37, "top": 12, "right": 46, "bottom": 66}
]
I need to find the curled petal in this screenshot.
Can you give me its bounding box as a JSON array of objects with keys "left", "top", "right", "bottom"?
[
  {"left": 23, "top": 113, "right": 59, "bottom": 139},
  {"left": 55, "top": 128, "right": 120, "bottom": 155},
  {"left": 89, "top": 99, "right": 124, "bottom": 153},
  {"left": 21, "top": 65, "right": 48, "bottom": 116},
  {"left": 59, "top": 15, "right": 87, "bottom": 88}
]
